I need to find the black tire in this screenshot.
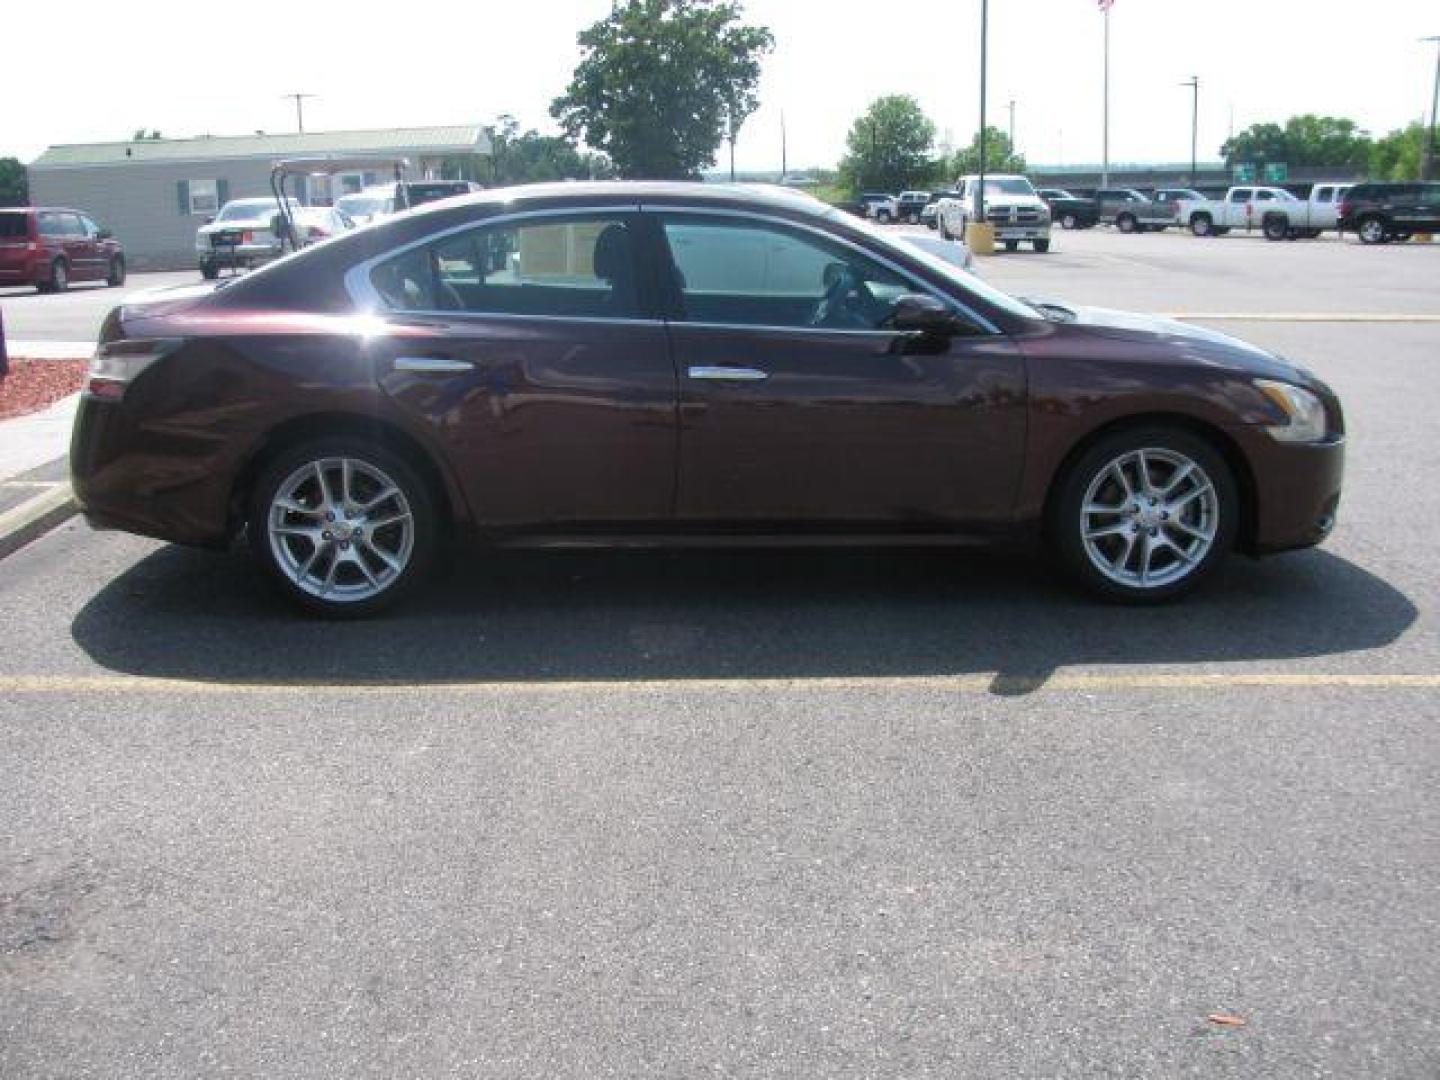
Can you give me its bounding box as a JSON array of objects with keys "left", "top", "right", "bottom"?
[
  {"left": 907, "top": 212, "right": 920, "bottom": 225},
  {"left": 1391, "top": 230, "right": 1413, "bottom": 243},
  {"left": 1190, "top": 214, "right": 1213, "bottom": 237},
  {"left": 106, "top": 256, "right": 126, "bottom": 287},
  {"left": 1357, "top": 215, "right": 1389, "bottom": 245},
  {"left": 1117, "top": 213, "right": 1137, "bottom": 234},
  {"left": 1263, "top": 216, "right": 1289, "bottom": 241},
  {"left": 876, "top": 210, "right": 892, "bottom": 223},
  {"left": 200, "top": 260, "right": 219, "bottom": 280},
  {"left": 1033, "top": 239, "right": 1050, "bottom": 253},
  {"left": 248, "top": 437, "right": 438, "bottom": 618},
  {"left": 1004, "top": 240, "right": 1019, "bottom": 252},
  {"left": 39, "top": 258, "right": 68, "bottom": 293},
  {"left": 925, "top": 218, "right": 937, "bottom": 231},
  {"left": 1061, "top": 213, "right": 1078, "bottom": 230},
  {"left": 1049, "top": 426, "right": 1238, "bottom": 604}
]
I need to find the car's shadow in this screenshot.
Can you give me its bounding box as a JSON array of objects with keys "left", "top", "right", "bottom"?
[{"left": 69, "top": 543, "right": 1417, "bottom": 694}]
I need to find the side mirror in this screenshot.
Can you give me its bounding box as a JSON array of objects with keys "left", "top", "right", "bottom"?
[{"left": 886, "top": 293, "right": 964, "bottom": 335}]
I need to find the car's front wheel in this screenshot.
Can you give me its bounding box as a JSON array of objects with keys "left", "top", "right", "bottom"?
[
  {"left": 200, "top": 260, "right": 219, "bottom": 280},
  {"left": 1051, "top": 428, "right": 1237, "bottom": 603},
  {"left": 250, "top": 439, "right": 437, "bottom": 617},
  {"left": 106, "top": 256, "right": 126, "bottom": 287}
]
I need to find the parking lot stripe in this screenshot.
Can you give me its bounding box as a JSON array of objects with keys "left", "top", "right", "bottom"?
[{"left": 0, "top": 671, "right": 1435, "bottom": 697}]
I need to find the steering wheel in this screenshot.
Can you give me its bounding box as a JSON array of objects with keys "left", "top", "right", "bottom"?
[{"left": 809, "top": 264, "right": 878, "bottom": 329}]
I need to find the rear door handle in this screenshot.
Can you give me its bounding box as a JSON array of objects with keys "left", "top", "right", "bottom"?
[
  {"left": 393, "top": 356, "right": 474, "bottom": 374},
  {"left": 687, "top": 365, "right": 768, "bottom": 382}
]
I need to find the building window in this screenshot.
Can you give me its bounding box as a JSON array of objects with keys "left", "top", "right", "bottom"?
[{"left": 188, "top": 179, "right": 218, "bottom": 214}]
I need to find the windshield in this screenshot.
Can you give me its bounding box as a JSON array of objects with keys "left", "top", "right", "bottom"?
[
  {"left": 217, "top": 199, "right": 295, "bottom": 222},
  {"left": 336, "top": 196, "right": 384, "bottom": 217},
  {"left": 829, "top": 208, "right": 1038, "bottom": 322},
  {"left": 981, "top": 177, "right": 1035, "bottom": 196}
]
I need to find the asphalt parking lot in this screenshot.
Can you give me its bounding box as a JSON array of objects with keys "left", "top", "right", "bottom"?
[{"left": 2, "top": 227, "right": 1438, "bottom": 1076}]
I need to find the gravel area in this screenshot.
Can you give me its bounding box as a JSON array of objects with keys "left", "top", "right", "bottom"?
[{"left": 0, "top": 360, "right": 87, "bottom": 421}]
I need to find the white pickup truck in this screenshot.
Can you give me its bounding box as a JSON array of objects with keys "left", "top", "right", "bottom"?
[
  {"left": 936, "top": 174, "right": 1052, "bottom": 252},
  {"left": 1178, "top": 183, "right": 1353, "bottom": 240}
]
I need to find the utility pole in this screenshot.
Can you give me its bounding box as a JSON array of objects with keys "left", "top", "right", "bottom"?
[
  {"left": 282, "top": 93, "right": 315, "bottom": 134},
  {"left": 1007, "top": 99, "right": 1016, "bottom": 152},
  {"left": 1424, "top": 36, "right": 1440, "bottom": 183},
  {"left": 1181, "top": 76, "right": 1200, "bottom": 187},
  {"left": 1100, "top": 0, "right": 1112, "bottom": 187},
  {"left": 781, "top": 111, "right": 788, "bottom": 179}
]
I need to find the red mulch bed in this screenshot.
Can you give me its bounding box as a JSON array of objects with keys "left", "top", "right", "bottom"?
[{"left": 0, "top": 359, "right": 89, "bottom": 421}]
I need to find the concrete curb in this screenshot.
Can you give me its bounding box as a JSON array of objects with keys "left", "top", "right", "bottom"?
[{"left": 0, "top": 481, "right": 77, "bottom": 560}]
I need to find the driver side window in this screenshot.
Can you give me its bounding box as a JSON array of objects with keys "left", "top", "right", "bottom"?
[{"left": 658, "top": 216, "right": 909, "bottom": 330}]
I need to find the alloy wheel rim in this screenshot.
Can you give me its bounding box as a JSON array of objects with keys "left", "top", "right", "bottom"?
[
  {"left": 267, "top": 457, "right": 414, "bottom": 603},
  {"left": 1080, "top": 448, "right": 1219, "bottom": 589},
  {"left": 1361, "top": 220, "right": 1383, "bottom": 242}
]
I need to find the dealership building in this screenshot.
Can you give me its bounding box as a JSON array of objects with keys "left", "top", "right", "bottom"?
[{"left": 27, "top": 125, "right": 492, "bottom": 270}]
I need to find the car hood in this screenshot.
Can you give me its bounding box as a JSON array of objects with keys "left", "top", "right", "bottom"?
[{"left": 1038, "top": 303, "right": 1313, "bottom": 382}]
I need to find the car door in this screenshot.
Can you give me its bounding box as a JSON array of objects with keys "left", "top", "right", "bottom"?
[
  {"left": 360, "top": 209, "right": 677, "bottom": 528},
  {"left": 651, "top": 210, "right": 1026, "bottom": 529},
  {"left": 59, "top": 212, "right": 98, "bottom": 280}
]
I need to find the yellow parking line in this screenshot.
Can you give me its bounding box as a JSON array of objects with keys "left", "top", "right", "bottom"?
[
  {"left": 1163, "top": 312, "right": 1440, "bottom": 323},
  {"left": 0, "top": 672, "right": 1434, "bottom": 697}
]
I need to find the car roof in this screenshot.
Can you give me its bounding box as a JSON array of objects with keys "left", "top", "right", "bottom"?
[{"left": 396, "top": 180, "right": 846, "bottom": 219}]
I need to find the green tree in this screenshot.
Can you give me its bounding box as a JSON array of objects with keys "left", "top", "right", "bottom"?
[
  {"left": 1369, "top": 122, "right": 1427, "bottom": 181},
  {"left": 837, "top": 95, "right": 938, "bottom": 193},
  {"left": 1221, "top": 115, "right": 1370, "bottom": 168},
  {"left": 947, "top": 126, "right": 1025, "bottom": 178},
  {"left": 0, "top": 158, "right": 27, "bottom": 207},
  {"left": 551, "top": 0, "right": 774, "bottom": 179}
]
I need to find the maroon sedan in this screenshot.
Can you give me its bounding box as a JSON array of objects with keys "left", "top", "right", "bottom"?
[{"left": 71, "top": 183, "right": 1344, "bottom": 616}]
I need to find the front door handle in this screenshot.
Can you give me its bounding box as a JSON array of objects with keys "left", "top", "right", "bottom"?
[
  {"left": 687, "top": 365, "right": 768, "bottom": 382},
  {"left": 393, "top": 356, "right": 474, "bottom": 374}
]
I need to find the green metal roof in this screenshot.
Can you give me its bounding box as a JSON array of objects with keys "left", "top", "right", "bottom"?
[{"left": 31, "top": 125, "right": 491, "bottom": 169}]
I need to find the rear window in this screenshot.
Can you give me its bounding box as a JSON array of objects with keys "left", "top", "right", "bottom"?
[{"left": 0, "top": 212, "right": 29, "bottom": 239}]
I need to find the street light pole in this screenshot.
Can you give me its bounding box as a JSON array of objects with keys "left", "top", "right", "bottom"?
[
  {"left": 1423, "top": 36, "right": 1440, "bottom": 183},
  {"left": 1182, "top": 76, "right": 1199, "bottom": 187},
  {"left": 1101, "top": 3, "right": 1111, "bottom": 187},
  {"left": 977, "top": 0, "right": 988, "bottom": 227},
  {"left": 1007, "top": 99, "right": 1016, "bottom": 152}
]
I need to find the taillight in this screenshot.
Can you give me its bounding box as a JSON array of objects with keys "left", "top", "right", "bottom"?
[
  {"left": 242, "top": 231, "right": 254, "bottom": 243},
  {"left": 87, "top": 339, "right": 180, "bottom": 400}
]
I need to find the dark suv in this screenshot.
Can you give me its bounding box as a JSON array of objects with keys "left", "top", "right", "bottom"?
[
  {"left": 1338, "top": 182, "right": 1440, "bottom": 244},
  {"left": 0, "top": 207, "right": 126, "bottom": 292}
]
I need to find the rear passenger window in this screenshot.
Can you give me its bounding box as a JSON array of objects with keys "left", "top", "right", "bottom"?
[
  {"left": 369, "top": 215, "right": 641, "bottom": 319},
  {"left": 0, "top": 214, "right": 27, "bottom": 239}
]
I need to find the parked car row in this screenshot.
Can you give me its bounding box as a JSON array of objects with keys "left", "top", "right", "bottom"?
[
  {"left": 0, "top": 206, "right": 126, "bottom": 292},
  {"left": 197, "top": 180, "right": 479, "bottom": 278}
]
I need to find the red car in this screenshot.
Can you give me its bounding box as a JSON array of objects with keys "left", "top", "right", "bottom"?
[{"left": 0, "top": 207, "right": 126, "bottom": 293}]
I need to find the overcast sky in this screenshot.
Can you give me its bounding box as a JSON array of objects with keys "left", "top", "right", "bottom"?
[{"left": 4, "top": 0, "right": 1436, "bottom": 171}]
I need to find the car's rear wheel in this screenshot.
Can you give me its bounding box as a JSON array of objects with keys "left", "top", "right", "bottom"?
[
  {"left": 1061, "top": 212, "right": 1078, "bottom": 230},
  {"left": 1190, "top": 214, "right": 1213, "bottom": 237},
  {"left": 1357, "top": 216, "right": 1389, "bottom": 244},
  {"left": 1033, "top": 239, "right": 1051, "bottom": 252},
  {"left": 1051, "top": 427, "right": 1237, "bottom": 603},
  {"left": 106, "top": 256, "right": 126, "bottom": 287},
  {"left": 1004, "top": 240, "right": 1019, "bottom": 252},
  {"left": 200, "top": 260, "right": 219, "bottom": 280},
  {"left": 1263, "top": 217, "right": 1289, "bottom": 241},
  {"left": 250, "top": 438, "right": 436, "bottom": 617},
  {"left": 1117, "top": 213, "right": 1137, "bottom": 233}
]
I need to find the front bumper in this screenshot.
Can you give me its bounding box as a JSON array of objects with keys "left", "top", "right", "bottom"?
[
  {"left": 990, "top": 226, "right": 1050, "bottom": 241},
  {"left": 197, "top": 243, "right": 282, "bottom": 267},
  {"left": 1241, "top": 431, "right": 1346, "bottom": 553}
]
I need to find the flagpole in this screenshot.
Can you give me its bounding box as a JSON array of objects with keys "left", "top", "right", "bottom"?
[{"left": 1102, "top": 4, "right": 1110, "bottom": 188}]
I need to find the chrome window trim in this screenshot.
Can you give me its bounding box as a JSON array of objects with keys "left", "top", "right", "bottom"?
[
  {"left": 648, "top": 205, "right": 1001, "bottom": 335},
  {"left": 344, "top": 200, "right": 1002, "bottom": 336},
  {"left": 343, "top": 203, "right": 643, "bottom": 314}
]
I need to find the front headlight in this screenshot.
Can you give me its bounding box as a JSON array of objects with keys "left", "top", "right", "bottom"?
[{"left": 1255, "top": 379, "right": 1327, "bottom": 443}]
